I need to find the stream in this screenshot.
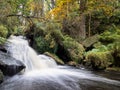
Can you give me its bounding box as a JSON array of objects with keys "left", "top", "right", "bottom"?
[{"left": 0, "top": 36, "right": 120, "bottom": 90}]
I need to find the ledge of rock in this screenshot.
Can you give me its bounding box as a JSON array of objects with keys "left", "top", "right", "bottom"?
[{"left": 0, "top": 51, "right": 25, "bottom": 76}]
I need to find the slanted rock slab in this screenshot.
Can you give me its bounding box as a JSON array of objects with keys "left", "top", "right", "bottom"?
[{"left": 0, "top": 51, "right": 25, "bottom": 76}]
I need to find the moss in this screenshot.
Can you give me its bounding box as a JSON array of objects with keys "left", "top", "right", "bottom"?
[
  {"left": 106, "top": 67, "right": 120, "bottom": 72},
  {"left": 63, "top": 36, "right": 85, "bottom": 63},
  {"left": 82, "top": 34, "right": 99, "bottom": 48},
  {"left": 85, "top": 50, "right": 114, "bottom": 70},
  {"left": 44, "top": 52, "right": 64, "bottom": 65},
  {"left": 0, "top": 25, "right": 8, "bottom": 38}
]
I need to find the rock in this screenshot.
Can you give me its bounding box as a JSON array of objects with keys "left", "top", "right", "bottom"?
[
  {"left": 82, "top": 34, "right": 99, "bottom": 48},
  {"left": 0, "top": 51, "right": 25, "bottom": 76},
  {"left": 0, "top": 70, "right": 4, "bottom": 83},
  {"left": 44, "top": 52, "right": 64, "bottom": 65},
  {"left": 0, "top": 45, "right": 7, "bottom": 53}
]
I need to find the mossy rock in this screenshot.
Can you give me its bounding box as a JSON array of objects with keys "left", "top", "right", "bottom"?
[
  {"left": 63, "top": 36, "right": 85, "bottom": 63},
  {"left": 82, "top": 34, "right": 99, "bottom": 48},
  {"left": 67, "top": 61, "right": 78, "bottom": 67},
  {"left": 0, "top": 70, "right": 4, "bottom": 83},
  {"left": 85, "top": 51, "right": 114, "bottom": 70},
  {"left": 44, "top": 52, "right": 64, "bottom": 65}
]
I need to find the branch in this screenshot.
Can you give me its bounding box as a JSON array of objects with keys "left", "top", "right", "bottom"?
[
  {"left": 6, "top": 14, "right": 44, "bottom": 18},
  {"left": 6, "top": 14, "right": 45, "bottom": 26}
]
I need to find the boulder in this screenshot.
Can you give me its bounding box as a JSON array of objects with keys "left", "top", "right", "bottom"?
[{"left": 0, "top": 51, "right": 25, "bottom": 76}]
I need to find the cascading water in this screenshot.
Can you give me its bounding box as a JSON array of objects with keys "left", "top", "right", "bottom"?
[
  {"left": 0, "top": 36, "right": 120, "bottom": 90},
  {"left": 6, "top": 35, "right": 57, "bottom": 71}
]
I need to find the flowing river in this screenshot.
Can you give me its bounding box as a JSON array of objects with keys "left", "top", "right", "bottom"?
[{"left": 0, "top": 36, "right": 120, "bottom": 90}]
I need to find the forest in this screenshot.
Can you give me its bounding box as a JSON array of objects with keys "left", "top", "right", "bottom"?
[{"left": 0, "top": 0, "right": 120, "bottom": 90}]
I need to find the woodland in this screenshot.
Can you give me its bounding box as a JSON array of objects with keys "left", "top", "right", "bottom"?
[{"left": 0, "top": 0, "right": 120, "bottom": 73}]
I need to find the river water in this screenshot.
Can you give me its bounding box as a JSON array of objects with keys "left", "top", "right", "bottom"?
[{"left": 0, "top": 36, "right": 120, "bottom": 90}]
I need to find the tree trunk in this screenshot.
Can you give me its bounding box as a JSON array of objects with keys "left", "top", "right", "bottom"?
[
  {"left": 79, "top": 14, "right": 86, "bottom": 39},
  {"left": 88, "top": 14, "right": 91, "bottom": 37},
  {"left": 79, "top": 0, "right": 87, "bottom": 39}
]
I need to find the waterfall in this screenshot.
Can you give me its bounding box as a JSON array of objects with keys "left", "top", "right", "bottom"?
[
  {"left": 6, "top": 35, "right": 57, "bottom": 71},
  {"left": 0, "top": 35, "right": 120, "bottom": 90}
]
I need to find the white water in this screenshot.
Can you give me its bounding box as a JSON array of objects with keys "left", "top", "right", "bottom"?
[
  {"left": 1, "top": 35, "right": 120, "bottom": 90},
  {"left": 6, "top": 35, "right": 57, "bottom": 71}
]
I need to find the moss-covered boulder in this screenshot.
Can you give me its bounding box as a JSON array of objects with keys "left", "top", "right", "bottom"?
[
  {"left": 82, "top": 34, "right": 99, "bottom": 48},
  {"left": 63, "top": 36, "right": 85, "bottom": 63},
  {"left": 0, "top": 70, "right": 4, "bottom": 83},
  {"left": 85, "top": 50, "right": 114, "bottom": 70},
  {"left": 44, "top": 52, "right": 64, "bottom": 65}
]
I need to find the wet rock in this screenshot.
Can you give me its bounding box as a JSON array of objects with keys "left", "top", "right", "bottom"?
[
  {"left": 0, "top": 45, "right": 7, "bottom": 53},
  {"left": 0, "top": 51, "right": 25, "bottom": 76},
  {"left": 0, "top": 70, "right": 3, "bottom": 83}
]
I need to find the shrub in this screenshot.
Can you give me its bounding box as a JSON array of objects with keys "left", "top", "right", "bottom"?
[
  {"left": 0, "top": 37, "right": 6, "bottom": 45},
  {"left": 0, "top": 25, "right": 8, "bottom": 38},
  {"left": 85, "top": 49, "right": 114, "bottom": 70},
  {"left": 100, "top": 25, "right": 120, "bottom": 44},
  {"left": 34, "top": 36, "right": 53, "bottom": 53},
  {"left": 108, "top": 42, "right": 120, "bottom": 67}
]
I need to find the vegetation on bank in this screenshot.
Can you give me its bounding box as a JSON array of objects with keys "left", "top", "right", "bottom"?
[{"left": 0, "top": 0, "right": 120, "bottom": 71}]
